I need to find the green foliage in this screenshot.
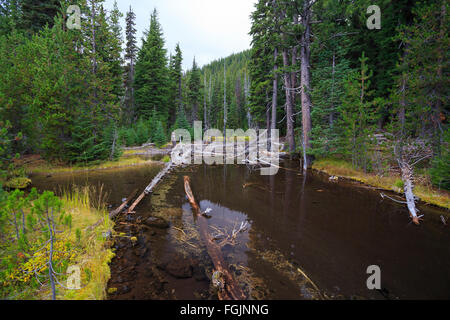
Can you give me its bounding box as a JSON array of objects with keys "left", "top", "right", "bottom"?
[
  {"left": 152, "top": 121, "right": 167, "bottom": 147},
  {"left": 123, "top": 5, "right": 137, "bottom": 125},
  {"left": 135, "top": 8, "right": 169, "bottom": 122},
  {"left": 0, "top": 187, "right": 75, "bottom": 299},
  {"left": 18, "top": 0, "right": 61, "bottom": 35},
  {"left": 198, "top": 51, "right": 251, "bottom": 130},
  {"left": 187, "top": 58, "right": 202, "bottom": 121},
  {"left": 168, "top": 43, "right": 183, "bottom": 127},
  {"left": 430, "top": 129, "right": 450, "bottom": 190},
  {"left": 338, "top": 52, "right": 376, "bottom": 171},
  {"left": 135, "top": 118, "right": 150, "bottom": 145}
]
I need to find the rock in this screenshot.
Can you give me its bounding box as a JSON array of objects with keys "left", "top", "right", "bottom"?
[
  {"left": 157, "top": 253, "right": 193, "bottom": 279},
  {"left": 193, "top": 264, "right": 207, "bottom": 281},
  {"left": 121, "top": 285, "right": 131, "bottom": 294},
  {"left": 133, "top": 247, "right": 148, "bottom": 258},
  {"left": 144, "top": 217, "right": 170, "bottom": 229}
]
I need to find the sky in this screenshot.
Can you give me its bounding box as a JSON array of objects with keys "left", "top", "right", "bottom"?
[{"left": 103, "top": 0, "right": 257, "bottom": 71}]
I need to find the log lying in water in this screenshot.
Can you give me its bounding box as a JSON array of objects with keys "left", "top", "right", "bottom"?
[
  {"left": 86, "top": 189, "right": 139, "bottom": 231},
  {"left": 183, "top": 176, "right": 246, "bottom": 300},
  {"left": 110, "top": 189, "right": 138, "bottom": 219},
  {"left": 126, "top": 162, "right": 173, "bottom": 214}
]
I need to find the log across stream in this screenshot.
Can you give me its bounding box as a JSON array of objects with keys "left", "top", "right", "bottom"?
[{"left": 30, "top": 160, "right": 450, "bottom": 299}]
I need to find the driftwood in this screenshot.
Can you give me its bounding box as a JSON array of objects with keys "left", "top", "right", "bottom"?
[
  {"left": 126, "top": 162, "right": 173, "bottom": 214},
  {"left": 184, "top": 176, "right": 246, "bottom": 300}
]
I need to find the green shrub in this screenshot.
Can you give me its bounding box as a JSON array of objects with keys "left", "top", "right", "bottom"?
[
  {"left": 394, "top": 179, "right": 404, "bottom": 189},
  {"left": 430, "top": 130, "right": 450, "bottom": 190}
]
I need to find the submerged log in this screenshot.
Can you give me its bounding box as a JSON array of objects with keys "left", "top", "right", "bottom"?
[
  {"left": 110, "top": 189, "right": 138, "bottom": 219},
  {"left": 126, "top": 162, "right": 173, "bottom": 214},
  {"left": 183, "top": 176, "right": 246, "bottom": 300}
]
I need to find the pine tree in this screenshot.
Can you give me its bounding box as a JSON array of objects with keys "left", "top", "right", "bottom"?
[
  {"left": 135, "top": 8, "right": 169, "bottom": 122},
  {"left": 0, "top": 0, "right": 21, "bottom": 36},
  {"left": 339, "top": 52, "right": 376, "bottom": 171},
  {"left": 168, "top": 43, "right": 183, "bottom": 127},
  {"left": 19, "top": 0, "right": 61, "bottom": 35},
  {"left": 249, "top": 0, "right": 276, "bottom": 129},
  {"left": 107, "top": 0, "right": 124, "bottom": 104},
  {"left": 397, "top": 0, "right": 448, "bottom": 155},
  {"left": 187, "top": 57, "right": 201, "bottom": 123},
  {"left": 124, "top": 5, "right": 137, "bottom": 125}
]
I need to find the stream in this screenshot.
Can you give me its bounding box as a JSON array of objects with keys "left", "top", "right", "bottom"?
[{"left": 30, "top": 160, "right": 450, "bottom": 300}]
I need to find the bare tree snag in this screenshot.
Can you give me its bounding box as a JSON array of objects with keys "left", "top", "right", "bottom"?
[
  {"left": 399, "top": 163, "right": 420, "bottom": 225},
  {"left": 300, "top": 0, "right": 314, "bottom": 170},
  {"left": 393, "top": 138, "right": 432, "bottom": 225},
  {"left": 184, "top": 176, "right": 246, "bottom": 300}
]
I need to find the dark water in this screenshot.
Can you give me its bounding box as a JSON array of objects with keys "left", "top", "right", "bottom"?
[{"left": 31, "top": 161, "right": 450, "bottom": 300}]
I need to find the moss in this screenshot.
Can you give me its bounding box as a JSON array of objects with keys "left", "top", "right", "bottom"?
[
  {"left": 3, "top": 177, "right": 31, "bottom": 189},
  {"left": 394, "top": 179, "right": 404, "bottom": 189},
  {"left": 313, "top": 158, "right": 450, "bottom": 210}
]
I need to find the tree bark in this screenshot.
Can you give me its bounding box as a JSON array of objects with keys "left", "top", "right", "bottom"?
[
  {"left": 300, "top": 0, "right": 314, "bottom": 170},
  {"left": 271, "top": 47, "right": 278, "bottom": 132},
  {"left": 282, "top": 47, "right": 295, "bottom": 155},
  {"left": 204, "top": 75, "right": 208, "bottom": 130}
]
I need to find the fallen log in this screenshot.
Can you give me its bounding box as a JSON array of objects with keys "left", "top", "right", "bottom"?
[
  {"left": 126, "top": 162, "right": 173, "bottom": 214},
  {"left": 184, "top": 176, "right": 246, "bottom": 300},
  {"left": 110, "top": 189, "right": 138, "bottom": 219},
  {"left": 86, "top": 189, "right": 138, "bottom": 231}
]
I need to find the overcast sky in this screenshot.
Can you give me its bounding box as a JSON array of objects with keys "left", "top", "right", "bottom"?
[{"left": 103, "top": 0, "right": 257, "bottom": 71}]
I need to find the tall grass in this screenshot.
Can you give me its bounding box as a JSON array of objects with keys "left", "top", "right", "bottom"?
[{"left": 58, "top": 185, "right": 114, "bottom": 300}]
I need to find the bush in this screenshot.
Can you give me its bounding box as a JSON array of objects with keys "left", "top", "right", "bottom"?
[
  {"left": 430, "top": 130, "right": 450, "bottom": 190},
  {"left": 135, "top": 118, "right": 150, "bottom": 145},
  {"left": 153, "top": 121, "right": 167, "bottom": 147}
]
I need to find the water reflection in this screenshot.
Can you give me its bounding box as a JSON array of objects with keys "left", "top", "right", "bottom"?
[{"left": 30, "top": 161, "right": 450, "bottom": 300}]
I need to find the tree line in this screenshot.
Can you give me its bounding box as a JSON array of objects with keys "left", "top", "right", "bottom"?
[{"left": 247, "top": 0, "right": 448, "bottom": 189}]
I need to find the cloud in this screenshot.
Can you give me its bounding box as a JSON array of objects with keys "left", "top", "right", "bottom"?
[{"left": 103, "top": 0, "right": 256, "bottom": 70}]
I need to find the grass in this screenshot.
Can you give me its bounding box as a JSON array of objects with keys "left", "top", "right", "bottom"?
[
  {"left": 312, "top": 158, "right": 450, "bottom": 210},
  {"left": 23, "top": 156, "right": 156, "bottom": 175},
  {"left": 57, "top": 186, "right": 115, "bottom": 300}
]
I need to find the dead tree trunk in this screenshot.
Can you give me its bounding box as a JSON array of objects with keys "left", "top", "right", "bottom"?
[
  {"left": 184, "top": 176, "right": 246, "bottom": 300},
  {"left": 399, "top": 162, "right": 420, "bottom": 225},
  {"left": 392, "top": 138, "right": 432, "bottom": 225},
  {"left": 300, "top": 0, "right": 314, "bottom": 170},
  {"left": 271, "top": 47, "right": 278, "bottom": 133}
]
